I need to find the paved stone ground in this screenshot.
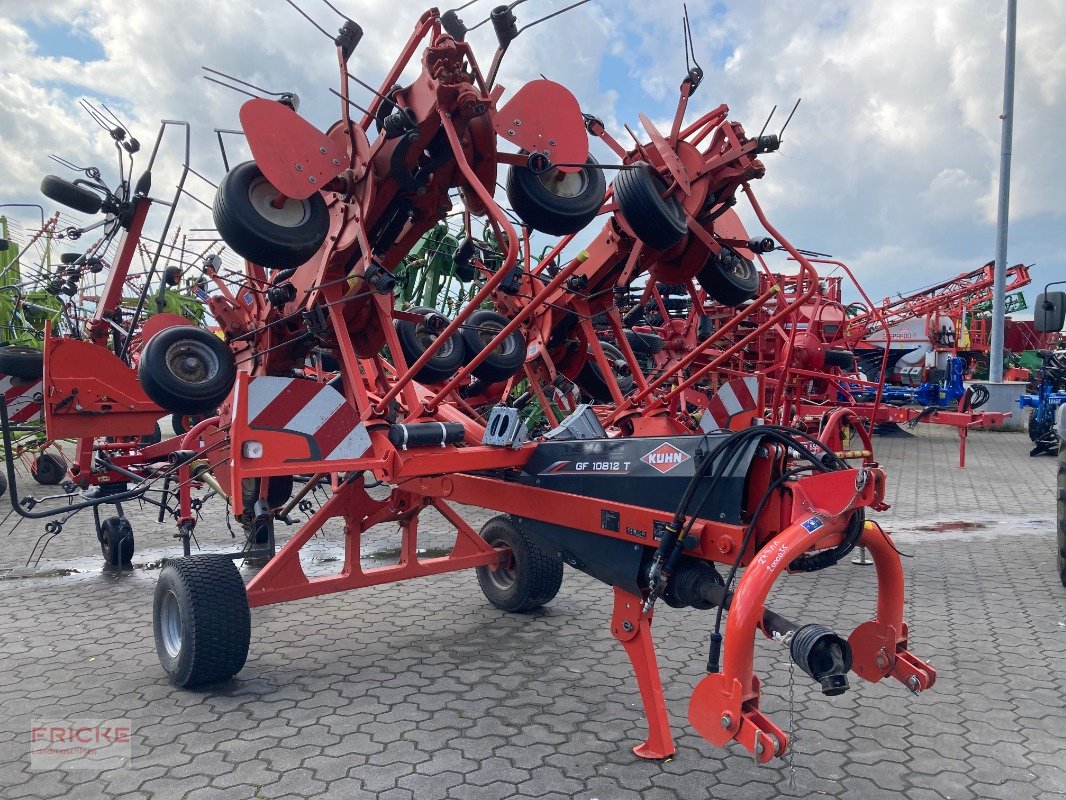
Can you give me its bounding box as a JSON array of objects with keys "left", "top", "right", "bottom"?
[{"left": 0, "top": 424, "right": 1063, "bottom": 799}]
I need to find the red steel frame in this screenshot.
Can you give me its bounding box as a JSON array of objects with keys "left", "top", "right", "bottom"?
[
  {"left": 40, "top": 132, "right": 210, "bottom": 488},
  {"left": 606, "top": 247, "right": 1009, "bottom": 467},
  {"left": 42, "top": 195, "right": 184, "bottom": 486},
  {"left": 35, "top": 7, "right": 937, "bottom": 764},
  {"left": 847, "top": 262, "right": 1031, "bottom": 340}
]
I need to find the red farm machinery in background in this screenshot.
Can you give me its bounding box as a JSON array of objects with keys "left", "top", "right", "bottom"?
[
  {"left": 609, "top": 248, "right": 1015, "bottom": 466},
  {"left": 5, "top": 4, "right": 937, "bottom": 766},
  {"left": 2, "top": 115, "right": 236, "bottom": 566},
  {"left": 845, "top": 260, "right": 1033, "bottom": 382}
]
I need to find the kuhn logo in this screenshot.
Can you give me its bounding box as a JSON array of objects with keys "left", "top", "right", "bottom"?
[{"left": 641, "top": 443, "right": 690, "bottom": 473}]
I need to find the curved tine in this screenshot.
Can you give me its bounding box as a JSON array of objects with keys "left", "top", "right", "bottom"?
[
  {"left": 202, "top": 66, "right": 288, "bottom": 97},
  {"left": 203, "top": 76, "right": 258, "bottom": 101},
  {"left": 682, "top": 3, "right": 702, "bottom": 74},
  {"left": 317, "top": 0, "right": 353, "bottom": 20},
  {"left": 99, "top": 102, "right": 136, "bottom": 142},
  {"left": 329, "top": 87, "right": 372, "bottom": 117},
  {"left": 779, "top": 98, "right": 802, "bottom": 140},
  {"left": 517, "top": 0, "right": 591, "bottom": 34},
  {"left": 79, "top": 99, "right": 113, "bottom": 133},
  {"left": 345, "top": 71, "right": 393, "bottom": 104},
  {"left": 757, "top": 105, "right": 777, "bottom": 139},
  {"left": 282, "top": 0, "right": 333, "bottom": 40}
]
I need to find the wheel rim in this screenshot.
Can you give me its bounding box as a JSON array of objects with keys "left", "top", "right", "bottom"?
[
  {"left": 476, "top": 321, "right": 516, "bottom": 358},
  {"left": 415, "top": 327, "right": 454, "bottom": 359},
  {"left": 247, "top": 176, "right": 312, "bottom": 228},
  {"left": 538, "top": 167, "right": 588, "bottom": 199},
  {"left": 165, "top": 339, "right": 220, "bottom": 386},
  {"left": 725, "top": 250, "right": 754, "bottom": 281},
  {"left": 487, "top": 554, "right": 518, "bottom": 591},
  {"left": 159, "top": 590, "right": 183, "bottom": 658}
]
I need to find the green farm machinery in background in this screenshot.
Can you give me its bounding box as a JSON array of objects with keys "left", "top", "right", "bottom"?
[{"left": 395, "top": 220, "right": 559, "bottom": 314}]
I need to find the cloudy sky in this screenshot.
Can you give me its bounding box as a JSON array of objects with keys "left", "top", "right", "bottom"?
[{"left": 0, "top": 0, "right": 1061, "bottom": 311}]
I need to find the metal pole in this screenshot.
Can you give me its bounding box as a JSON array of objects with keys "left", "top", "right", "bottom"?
[
  {"left": 851, "top": 546, "right": 873, "bottom": 566},
  {"left": 989, "top": 0, "right": 1017, "bottom": 382},
  {"left": 0, "top": 204, "right": 46, "bottom": 229}
]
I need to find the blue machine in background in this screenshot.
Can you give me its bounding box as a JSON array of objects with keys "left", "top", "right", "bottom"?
[
  {"left": 850, "top": 356, "right": 971, "bottom": 409},
  {"left": 1017, "top": 350, "right": 1066, "bottom": 456}
]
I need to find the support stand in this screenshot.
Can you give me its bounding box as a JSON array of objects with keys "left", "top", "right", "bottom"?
[{"left": 610, "top": 587, "right": 675, "bottom": 759}]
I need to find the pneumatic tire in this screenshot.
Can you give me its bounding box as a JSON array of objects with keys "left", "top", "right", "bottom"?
[
  {"left": 154, "top": 555, "right": 251, "bottom": 687},
  {"left": 506, "top": 156, "right": 606, "bottom": 236},
  {"left": 452, "top": 238, "right": 479, "bottom": 282},
  {"left": 213, "top": 161, "right": 329, "bottom": 270},
  {"left": 1029, "top": 411, "right": 1044, "bottom": 443},
  {"left": 824, "top": 349, "right": 857, "bottom": 371},
  {"left": 171, "top": 411, "right": 214, "bottom": 436},
  {"left": 239, "top": 480, "right": 294, "bottom": 516},
  {"left": 459, "top": 310, "right": 526, "bottom": 383},
  {"left": 624, "top": 329, "right": 664, "bottom": 357},
  {"left": 476, "top": 515, "right": 563, "bottom": 612},
  {"left": 139, "top": 422, "right": 163, "bottom": 446},
  {"left": 0, "top": 346, "right": 43, "bottom": 379},
  {"left": 1058, "top": 441, "right": 1065, "bottom": 587},
  {"left": 614, "top": 161, "right": 687, "bottom": 252},
  {"left": 575, "top": 341, "right": 635, "bottom": 402},
  {"left": 99, "top": 516, "right": 134, "bottom": 566},
  {"left": 31, "top": 452, "right": 67, "bottom": 485},
  {"left": 394, "top": 307, "right": 467, "bottom": 384},
  {"left": 698, "top": 246, "right": 760, "bottom": 307},
  {"left": 314, "top": 348, "right": 339, "bottom": 373},
  {"left": 138, "top": 327, "right": 236, "bottom": 415},
  {"left": 41, "top": 175, "right": 103, "bottom": 215}
]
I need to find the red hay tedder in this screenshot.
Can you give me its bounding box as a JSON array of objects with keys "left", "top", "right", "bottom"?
[
  {"left": 604, "top": 246, "right": 1011, "bottom": 467},
  {"left": 8, "top": 4, "right": 937, "bottom": 764}
]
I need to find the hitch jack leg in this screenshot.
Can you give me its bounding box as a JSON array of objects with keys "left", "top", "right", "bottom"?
[{"left": 610, "top": 587, "right": 675, "bottom": 760}]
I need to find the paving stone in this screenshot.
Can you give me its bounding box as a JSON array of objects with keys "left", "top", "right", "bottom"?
[{"left": 0, "top": 426, "right": 1062, "bottom": 799}]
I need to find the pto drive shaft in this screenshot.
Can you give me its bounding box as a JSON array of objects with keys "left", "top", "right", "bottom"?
[{"left": 665, "top": 561, "right": 854, "bottom": 695}]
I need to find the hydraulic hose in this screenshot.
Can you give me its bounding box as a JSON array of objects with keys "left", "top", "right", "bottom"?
[{"left": 0, "top": 399, "right": 151, "bottom": 519}]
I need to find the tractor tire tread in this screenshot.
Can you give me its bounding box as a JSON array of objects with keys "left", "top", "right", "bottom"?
[
  {"left": 213, "top": 161, "right": 329, "bottom": 270},
  {"left": 614, "top": 162, "right": 687, "bottom": 252},
  {"left": 476, "top": 515, "right": 563, "bottom": 613},
  {"left": 0, "top": 347, "right": 44, "bottom": 379},
  {"left": 1058, "top": 442, "right": 1065, "bottom": 586},
  {"left": 154, "top": 555, "right": 250, "bottom": 687}
]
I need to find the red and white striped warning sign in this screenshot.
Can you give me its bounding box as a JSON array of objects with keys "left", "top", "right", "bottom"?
[
  {"left": 701, "top": 376, "right": 762, "bottom": 433},
  {"left": 0, "top": 375, "right": 43, "bottom": 424},
  {"left": 246, "top": 377, "right": 371, "bottom": 462}
]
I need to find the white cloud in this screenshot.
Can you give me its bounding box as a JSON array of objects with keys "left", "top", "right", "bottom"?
[
  {"left": 608, "top": 0, "right": 1061, "bottom": 302},
  {"left": 919, "top": 167, "right": 981, "bottom": 221},
  {"left": 0, "top": 0, "right": 1060, "bottom": 306},
  {"left": 1, "top": 1, "right": 617, "bottom": 241}
]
